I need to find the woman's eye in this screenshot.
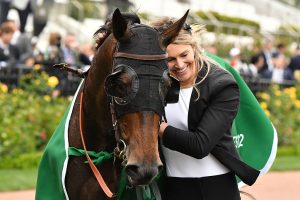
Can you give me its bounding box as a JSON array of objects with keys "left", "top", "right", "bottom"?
[
  {"left": 181, "top": 53, "right": 188, "bottom": 57},
  {"left": 167, "top": 58, "right": 174, "bottom": 62}
]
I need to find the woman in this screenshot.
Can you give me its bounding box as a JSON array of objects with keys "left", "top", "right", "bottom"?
[{"left": 150, "top": 17, "right": 259, "bottom": 200}]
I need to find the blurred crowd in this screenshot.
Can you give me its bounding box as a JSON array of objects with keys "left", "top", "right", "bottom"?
[
  {"left": 0, "top": 0, "right": 96, "bottom": 69},
  {"left": 0, "top": 19, "right": 95, "bottom": 69},
  {"left": 1, "top": 1, "right": 300, "bottom": 95},
  {"left": 224, "top": 39, "right": 300, "bottom": 86},
  {"left": 0, "top": 0, "right": 97, "bottom": 96}
]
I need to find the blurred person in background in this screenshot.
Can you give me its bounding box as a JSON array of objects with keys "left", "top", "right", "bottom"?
[
  {"left": 275, "top": 43, "right": 286, "bottom": 55},
  {"left": 5, "top": 19, "right": 34, "bottom": 67},
  {"left": 229, "top": 47, "right": 242, "bottom": 68},
  {"left": 261, "top": 52, "right": 294, "bottom": 84},
  {"left": 62, "top": 33, "right": 79, "bottom": 67},
  {"left": 0, "top": 0, "right": 10, "bottom": 25},
  {"left": 43, "top": 31, "right": 66, "bottom": 96},
  {"left": 229, "top": 47, "right": 255, "bottom": 77},
  {"left": 0, "top": 21, "right": 20, "bottom": 67},
  {"left": 249, "top": 53, "right": 264, "bottom": 77},
  {"left": 31, "top": 36, "right": 44, "bottom": 64},
  {"left": 257, "top": 37, "right": 274, "bottom": 74},
  {"left": 31, "top": 0, "right": 54, "bottom": 37},
  {"left": 287, "top": 45, "right": 300, "bottom": 73},
  {"left": 11, "top": 0, "right": 32, "bottom": 33},
  {"left": 1, "top": 0, "right": 53, "bottom": 36},
  {"left": 78, "top": 43, "right": 94, "bottom": 67},
  {"left": 43, "top": 32, "right": 64, "bottom": 66}
]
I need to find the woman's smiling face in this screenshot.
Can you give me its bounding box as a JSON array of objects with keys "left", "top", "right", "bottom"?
[{"left": 166, "top": 44, "right": 197, "bottom": 88}]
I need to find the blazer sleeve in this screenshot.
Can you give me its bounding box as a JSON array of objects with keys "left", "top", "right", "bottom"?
[{"left": 162, "top": 74, "right": 240, "bottom": 159}]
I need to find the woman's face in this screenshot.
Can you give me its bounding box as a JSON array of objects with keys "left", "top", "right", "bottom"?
[{"left": 166, "top": 44, "right": 197, "bottom": 88}]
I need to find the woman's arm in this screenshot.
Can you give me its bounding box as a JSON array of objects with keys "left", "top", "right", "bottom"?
[{"left": 161, "top": 81, "right": 240, "bottom": 159}]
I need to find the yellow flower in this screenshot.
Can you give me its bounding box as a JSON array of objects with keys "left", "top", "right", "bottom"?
[
  {"left": 274, "top": 100, "right": 281, "bottom": 107},
  {"left": 0, "top": 83, "right": 8, "bottom": 93},
  {"left": 284, "top": 87, "right": 296, "bottom": 98},
  {"left": 290, "top": 93, "right": 297, "bottom": 100},
  {"left": 43, "top": 95, "right": 51, "bottom": 102},
  {"left": 12, "top": 88, "right": 23, "bottom": 94},
  {"left": 34, "top": 79, "right": 41, "bottom": 85},
  {"left": 274, "top": 90, "right": 281, "bottom": 97},
  {"left": 294, "top": 70, "right": 300, "bottom": 81},
  {"left": 34, "top": 64, "right": 41, "bottom": 70},
  {"left": 259, "top": 92, "right": 270, "bottom": 100},
  {"left": 289, "top": 87, "right": 296, "bottom": 93},
  {"left": 260, "top": 102, "right": 268, "bottom": 109},
  {"left": 47, "top": 76, "right": 59, "bottom": 88},
  {"left": 295, "top": 100, "right": 300, "bottom": 108}
]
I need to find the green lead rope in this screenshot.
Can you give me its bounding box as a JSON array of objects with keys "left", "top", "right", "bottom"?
[{"left": 68, "top": 147, "right": 164, "bottom": 200}]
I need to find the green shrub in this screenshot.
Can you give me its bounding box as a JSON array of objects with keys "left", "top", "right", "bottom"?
[
  {"left": 256, "top": 80, "right": 300, "bottom": 147},
  {"left": 277, "top": 146, "right": 300, "bottom": 156},
  {"left": 0, "top": 152, "right": 43, "bottom": 169},
  {"left": 0, "top": 69, "right": 70, "bottom": 162}
]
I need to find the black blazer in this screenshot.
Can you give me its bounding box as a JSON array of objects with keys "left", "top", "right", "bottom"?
[
  {"left": 162, "top": 61, "right": 259, "bottom": 186},
  {"left": 0, "top": 44, "right": 20, "bottom": 65}
]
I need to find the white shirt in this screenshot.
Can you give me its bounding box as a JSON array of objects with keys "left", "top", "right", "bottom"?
[
  {"left": 272, "top": 68, "right": 284, "bottom": 84},
  {"left": 162, "top": 87, "right": 229, "bottom": 178}
]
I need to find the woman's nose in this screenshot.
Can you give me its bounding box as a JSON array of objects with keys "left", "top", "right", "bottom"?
[{"left": 175, "top": 58, "right": 184, "bottom": 68}]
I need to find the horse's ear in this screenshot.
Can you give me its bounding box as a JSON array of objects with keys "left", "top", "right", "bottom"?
[
  {"left": 112, "top": 8, "right": 128, "bottom": 41},
  {"left": 161, "top": 10, "right": 189, "bottom": 47}
]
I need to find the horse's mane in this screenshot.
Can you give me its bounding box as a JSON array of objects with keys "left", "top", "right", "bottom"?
[{"left": 93, "top": 12, "right": 141, "bottom": 49}]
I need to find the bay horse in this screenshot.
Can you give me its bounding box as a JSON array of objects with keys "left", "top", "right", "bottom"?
[{"left": 62, "top": 9, "right": 188, "bottom": 199}]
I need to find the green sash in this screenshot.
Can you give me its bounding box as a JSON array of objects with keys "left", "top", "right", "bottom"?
[{"left": 207, "top": 54, "right": 277, "bottom": 187}]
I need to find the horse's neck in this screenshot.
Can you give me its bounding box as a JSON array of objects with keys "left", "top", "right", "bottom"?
[{"left": 80, "top": 36, "right": 116, "bottom": 151}]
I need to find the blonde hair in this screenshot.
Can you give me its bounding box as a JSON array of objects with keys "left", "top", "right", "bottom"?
[{"left": 150, "top": 17, "right": 210, "bottom": 100}]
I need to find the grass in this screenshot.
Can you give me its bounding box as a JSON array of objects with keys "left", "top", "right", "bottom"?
[
  {"left": 0, "top": 169, "right": 37, "bottom": 192},
  {"left": 0, "top": 154, "right": 299, "bottom": 192},
  {"left": 271, "top": 155, "right": 300, "bottom": 171}
]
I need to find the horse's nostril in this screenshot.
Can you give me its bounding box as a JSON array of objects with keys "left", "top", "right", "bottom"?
[
  {"left": 125, "top": 164, "right": 139, "bottom": 174},
  {"left": 125, "top": 164, "right": 162, "bottom": 185}
]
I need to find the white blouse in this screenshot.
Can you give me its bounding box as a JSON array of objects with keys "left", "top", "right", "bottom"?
[{"left": 162, "top": 87, "right": 229, "bottom": 178}]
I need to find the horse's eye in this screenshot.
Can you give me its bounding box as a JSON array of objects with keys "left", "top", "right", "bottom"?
[
  {"left": 105, "top": 65, "right": 139, "bottom": 105},
  {"left": 105, "top": 71, "right": 133, "bottom": 98},
  {"left": 114, "top": 73, "right": 133, "bottom": 98}
]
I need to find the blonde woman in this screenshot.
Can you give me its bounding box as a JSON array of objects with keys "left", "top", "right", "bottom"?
[{"left": 151, "top": 17, "right": 259, "bottom": 200}]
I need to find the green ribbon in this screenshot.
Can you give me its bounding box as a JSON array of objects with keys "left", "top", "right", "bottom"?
[{"left": 68, "top": 147, "right": 113, "bottom": 165}]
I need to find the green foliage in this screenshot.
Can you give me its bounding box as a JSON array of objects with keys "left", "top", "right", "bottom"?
[
  {"left": 271, "top": 155, "right": 300, "bottom": 171},
  {"left": 19, "top": 68, "right": 57, "bottom": 94},
  {"left": 256, "top": 80, "right": 300, "bottom": 147},
  {"left": 0, "top": 69, "right": 70, "bottom": 165},
  {"left": 277, "top": 146, "right": 300, "bottom": 156},
  {"left": 0, "top": 152, "right": 42, "bottom": 169}
]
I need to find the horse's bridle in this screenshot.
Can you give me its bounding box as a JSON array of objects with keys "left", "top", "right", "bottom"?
[{"left": 113, "top": 52, "right": 168, "bottom": 60}]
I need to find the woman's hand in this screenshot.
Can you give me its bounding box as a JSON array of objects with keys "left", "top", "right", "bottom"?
[{"left": 159, "top": 122, "right": 168, "bottom": 138}]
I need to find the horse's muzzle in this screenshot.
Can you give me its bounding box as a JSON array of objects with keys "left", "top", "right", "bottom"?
[{"left": 125, "top": 163, "right": 163, "bottom": 186}]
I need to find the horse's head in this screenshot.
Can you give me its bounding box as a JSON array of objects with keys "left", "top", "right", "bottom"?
[{"left": 104, "top": 9, "right": 188, "bottom": 186}]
